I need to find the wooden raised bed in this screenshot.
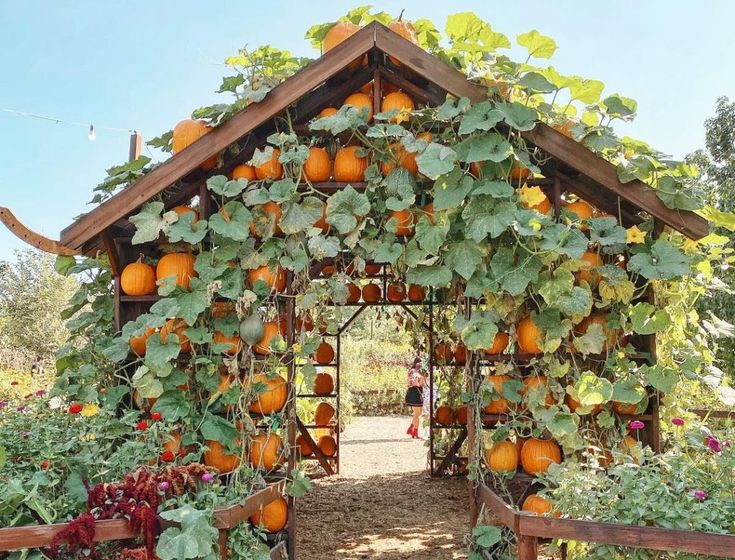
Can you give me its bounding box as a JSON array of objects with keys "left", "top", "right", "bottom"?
[
  {"left": 477, "top": 482, "right": 735, "bottom": 559},
  {"left": 0, "top": 480, "right": 286, "bottom": 558}
]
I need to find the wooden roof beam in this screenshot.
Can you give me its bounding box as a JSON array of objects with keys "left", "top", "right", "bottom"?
[{"left": 0, "top": 206, "right": 80, "bottom": 256}]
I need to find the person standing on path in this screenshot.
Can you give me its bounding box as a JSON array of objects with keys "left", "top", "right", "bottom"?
[
  {"left": 404, "top": 356, "right": 425, "bottom": 439},
  {"left": 30, "top": 356, "right": 43, "bottom": 377}
]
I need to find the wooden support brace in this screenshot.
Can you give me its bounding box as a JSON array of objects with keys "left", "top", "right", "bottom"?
[
  {"left": 517, "top": 534, "right": 538, "bottom": 560},
  {"left": 435, "top": 427, "right": 467, "bottom": 476},
  {"left": 295, "top": 416, "right": 335, "bottom": 476},
  {"left": 0, "top": 207, "right": 80, "bottom": 256}
]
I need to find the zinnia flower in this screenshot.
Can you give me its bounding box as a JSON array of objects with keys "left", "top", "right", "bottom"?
[
  {"left": 201, "top": 473, "right": 214, "bottom": 483},
  {"left": 68, "top": 403, "right": 83, "bottom": 414},
  {"left": 80, "top": 404, "right": 100, "bottom": 417},
  {"left": 0, "top": 400, "right": 6, "bottom": 410},
  {"left": 35, "top": 390, "right": 46, "bottom": 397},
  {"left": 705, "top": 436, "right": 722, "bottom": 453},
  {"left": 694, "top": 490, "right": 708, "bottom": 500},
  {"left": 136, "top": 420, "right": 149, "bottom": 431},
  {"left": 628, "top": 420, "right": 645, "bottom": 430},
  {"left": 10, "top": 381, "right": 18, "bottom": 386},
  {"left": 671, "top": 417, "right": 684, "bottom": 426},
  {"left": 158, "top": 481, "right": 170, "bottom": 490},
  {"left": 160, "top": 450, "right": 175, "bottom": 463},
  {"left": 151, "top": 412, "right": 162, "bottom": 421},
  {"left": 16, "top": 405, "right": 26, "bottom": 413}
]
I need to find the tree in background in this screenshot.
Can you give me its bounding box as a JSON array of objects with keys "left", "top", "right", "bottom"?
[
  {"left": 0, "top": 249, "right": 78, "bottom": 370},
  {"left": 688, "top": 96, "right": 735, "bottom": 377}
]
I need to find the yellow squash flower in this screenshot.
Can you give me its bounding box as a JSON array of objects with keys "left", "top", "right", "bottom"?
[
  {"left": 518, "top": 184, "right": 547, "bottom": 209},
  {"left": 626, "top": 225, "right": 646, "bottom": 244}
]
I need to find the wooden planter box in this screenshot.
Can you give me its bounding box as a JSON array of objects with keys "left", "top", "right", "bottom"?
[
  {"left": 478, "top": 483, "right": 735, "bottom": 559},
  {"left": 0, "top": 480, "right": 286, "bottom": 558}
]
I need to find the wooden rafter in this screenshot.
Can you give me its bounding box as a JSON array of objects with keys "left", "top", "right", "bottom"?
[{"left": 0, "top": 207, "right": 80, "bottom": 256}]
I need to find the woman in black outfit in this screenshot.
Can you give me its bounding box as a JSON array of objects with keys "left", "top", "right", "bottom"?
[{"left": 405, "top": 356, "right": 425, "bottom": 439}]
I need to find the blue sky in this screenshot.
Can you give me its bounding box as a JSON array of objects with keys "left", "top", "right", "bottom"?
[{"left": 1, "top": 1, "right": 733, "bottom": 262}]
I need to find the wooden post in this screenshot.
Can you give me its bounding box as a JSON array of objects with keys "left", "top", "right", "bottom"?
[
  {"left": 466, "top": 298, "right": 478, "bottom": 527},
  {"left": 517, "top": 535, "right": 538, "bottom": 560},
  {"left": 285, "top": 271, "right": 297, "bottom": 560},
  {"left": 128, "top": 131, "right": 142, "bottom": 161}
]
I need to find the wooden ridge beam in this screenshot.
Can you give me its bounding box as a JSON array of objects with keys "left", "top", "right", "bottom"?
[{"left": 0, "top": 206, "right": 80, "bottom": 256}]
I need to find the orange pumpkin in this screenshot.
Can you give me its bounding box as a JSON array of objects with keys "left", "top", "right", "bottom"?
[
  {"left": 517, "top": 317, "right": 543, "bottom": 354},
  {"left": 553, "top": 120, "right": 575, "bottom": 138},
  {"left": 564, "top": 199, "right": 595, "bottom": 230},
  {"left": 317, "top": 435, "right": 337, "bottom": 457},
  {"left": 388, "top": 209, "right": 415, "bottom": 236},
  {"left": 248, "top": 374, "right": 288, "bottom": 414},
  {"left": 203, "top": 440, "right": 240, "bottom": 473},
  {"left": 213, "top": 331, "right": 241, "bottom": 356},
  {"left": 342, "top": 92, "right": 373, "bottom": 122},
  {"left": 455, "top": 405, "right": 469, "bottom": 425},
  {"left": 510, "top": 161, "right": 531, "bottom": 181},
  {"left": 523, "top": 192, "right": 552, "bottom": 215},
  {"left": 296, "top": 435, "right": 314, "bottom": 456},
  {"left": 248, "top": 265, "right": 287, "bottom": 292},
  {"left": 121, "top": 257, "right": 157, "bottom": 296},
  {"left": 315, "top": 402, "right": 335, "bottom": 426},
  {"left": 323, "top": 21, "right": 360, "bottom": 52},
  {"left": 313, "top": 373, "right": 334, "bottom": 396},
  {"left": 575, "top": 313, "right": 620, "bottom": 352},
  {"left": 613, "top": 393, "right": 649, "bottom": 415},
  {"left": 381, "top": 143, "right": 418, "bottom": 176},
  {"left": 381, "top": 91, "right": 414, "bottom": 123},
  {"left": 172, "top": 119, "right": 218, "bottom": 170},
  {"left": 211, "top": 301, "right": 235, "bottom": 319},
  {"left": 230, "top": 164, "right": 256, "bottom": 181},
  {"left": 319, "top": 107, "right": 339, "bottom": 118},
  {"left": 565, "top": 393, "right": 602, "bottom": 415},
  {"left": 249, "top": 201, "right": 283, "bottom": 237},
  {"left": 577, "top": 251, "right": 603, "bottom": 286},
  {"left": 435, "top": 405, "right": 455, "bottom": 426},
  {"left": 434, "top": 343, "right": 453, "bottom": 364},
  {"left": 346, "top": 282, "right": 361, "bottom": 304},
  {"left": 454, "top": 344, "right": 468, "bottom": 365},
  {"left": 386, "top": 282, "right": 406, "bottom": 303},
  {"left": 484, "top": 375, "right": 511, "bottom": 414},
  {"left": 249, "top": 433, "right": 284, "bottom": 471},
  {"left": 156, "top": 253, "right": 196, "bottom": 291},
  {"left": 361, "top": 282, "right": 382, "bottom": 303},
  {"left": 254, "top": 148, "right": 283, "bottom": 180},
  {"left": 254, "top": 321, "right": 284, "bottom": 355},
  {"left": 407, "top": 284, "right": 425, "bottom": 303},
  {"left": 522, "top": 376, "right": 556, "bottom": 407},
  {"left": 522, "top": 495, "right": 556, "bottom": 516},
  {"left": 249, "top": 496, "right": 288, "bottom": 533},
  {"left": 314, "top": 342, "right": 335, "bottom": 365},
  {"left": 160, "top": 319, "right": 191, "bottom": 353},
  {"left": 314, "top": 202, "right": 329, "bottom": 233},
  {"left": 364, "top": 263, "right": 382, "bottom": 275},
  {"left": 485, "top": 440, "right": 519, "bottom": 473},
  {"left": 388, "top": 12, "right": 418, "bottom": 44},
  {"left": 130, "top": 327, "right": 155, "bottom": 356},
  {"left": 172, "top": 205, "right": 198, "bottom": 219},
  {"left": 162, "top": 431, "right": 182, "bottom": 455},
  {"left": 334, "top": 146, "right": 369, "bottom": 182},
  {"left": 484, "top": 332, "right": 510, "bottom": 355},
  {"left": 303, "top": 147, "right": 331, "bottom": 182},
  {"left": 520, "top": 438, "right": 562, "bottom": 475}
]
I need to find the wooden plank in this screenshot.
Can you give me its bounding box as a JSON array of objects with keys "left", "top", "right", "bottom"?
[
  {"left": 477, "top": 483, "right": 519, "bottom": 532},
  {"left": 435, "top": 428, "right": 467, "bottom": 476},
  {"left": 379, "top": 67, "right": 445, "bottom": 106},
  {"left": 519, "top": 515, "right": 735, "bottom": 558},
  {"left": 517, "top": 534, "right": 538, "bottom": 560},
  {"left": 691, "top": 409, "right": 735, "bottom": 419},
  {"left": 128, "top": 132, "right": 142, "bottom": 161},
  {"left": 60, "top": 24, "right": 378, "bottom": 250},
  {"left": 215, "top": 481, "right": 286, "bottom": 528},
  {"left": 0, "top": 207, "right": 80, "bottom": 256},
  {"left": 295, "top": 416, "right": 335, "bottom": 476}
]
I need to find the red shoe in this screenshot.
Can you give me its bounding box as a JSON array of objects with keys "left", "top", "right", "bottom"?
[
  {"left": 407, "top": 424, "right": 414, "bottom": 436},
  {"left": 410, "top": 425, "right": 419, "bottom": 438}
]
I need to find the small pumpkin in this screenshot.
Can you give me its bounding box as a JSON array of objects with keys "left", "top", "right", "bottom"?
[
  {"left": 381, "top": 143, "right": 418, "bottom": 176},
  {"left": 304, "top": 147, "right": 331, "bottom": 182},
  {"left": 510, "top": 161, "right": 531, "bottom": 181},
  {"left": 296, "top": 435, "right": 314, "bottom": 456},
  {"left": 346, "top": 283, "right": 361, "bottom": 304},
  {"left": 314, "top": 342, "right": 335, "bottom": 365},
  {"left": 386, "top": 282, "right": 406, "bottom": 303},
  {"left": 319, "top": 107, "right": 339, "bottom": 118},
  {"left": 485, "top": 440, "right": 518, "bottom": 473},
  {"left": 553, "top": 120, "right": 575, "bottom": 138},
  {"left": 249, "top": 201, "right": 283, "bottom": 237},
  {"left": 254, "top": 148, "right": 283, "bottom": 180},
  {"left": 156, "top": 253, "right": 196, "bottom": 291},
  {"left": 435, "top": 405, "right": 455, "bottom": 426},
  {"left": 433, "top": 343, "right": 453, "bottom": 364},
  {"left": 520, "top": 438, "right": 562, "bottom": 475},
  {"left": 334, "top": 145, "right": 369, "bottom": 182},
  {"left": 522, "top": 495, "right": 555, "bottom": 516},
  {"left": 121, "top": 257, "right": 157, "bottom": 296},
  {"left": 230, "top": 164, "right": 256, "bottom": 181},
  {"left": 388, "top": 209, "right": 415, "bottom": 236},
  {"left": 249, "top": 496, "right": 288, "bottom": 533},
  {"left": 313, "top": 373, "right": 334, "bottom": 396},
  {"left": 454, "top": 344, "right": 468, "bottom": 365},
  {"left": 240, "top": 314, "right": 266, "bottom": 346},
  {"left": 364, "top": 263, "right": 382, "bottom": 275},
  {"left": 577, "top": 251, "right": 603, "bottom": 286},
  {"left": 213, "top": 331, "right": 241, "bottom": 356},
  {"left": 565, "top": 393, "right": 602, "bottom": 415},
  {"left": 407, "top": 284, "right": 425, "bottom": 303},
  {"left": 248, "top": 374, "right": 288, "bottom": 415},
  {"left": 203, "top": 440, "right": 240, "bottom": 473},
  {"left": 613, "top": 393, "right": 649, "bottom": 415},
  {"left": 317, "top": 435, "right": 337, "bottom": 457},
  {"left": 381, "top": 91, "right": 414, "bottom": 123},
  {"left": 249, "top": 432, "right": 284, "bottom": 471},
  {"left": 361, "top": 282, "right": 382, "bottom": 303},
  {"left": 484, "top": 375, "right": 511, "bottom": 414},
  {"left": 160, "top": 319, "right": 191, "bottom": 353},
  {"left": 248, "top": 264, "right": 287, "bottom": 292},
  {"left": 211, "top": 301, "right": 235, "bottom": 319},
  {"left": 315, "top": 402, "right": 335, "bottom": 426},
  {"left": 484, "top": 332, "right": 510, "bottom": 355},
  {"left": 172, "top": 119, "right": 218, "bottom": 170},
  {"left": 342, "top": 92, "right": 373, "bottom": 122},
  {"left": 254, "top": 321, "right": 285, "bottom": 355},
  {"left": 455, "top": 405, "right": 468, "bottom": 425},
  {"left": 563, "top": 198, "right": 595, "bottom": 230},
  {"left": 517, "top": 317, "right": 543, "bottom": 354},
  {"left": 522, "top": 376, "right": 556, "bottom": 407},
  {"left": 130, "top": 327, "right": 155, "bottom": 356},
  {"left": 575, "top": 313, "right": 620, "bottom": 352},
  {"left": 387, "top": 11, "right": 418, "bottom": 65}
]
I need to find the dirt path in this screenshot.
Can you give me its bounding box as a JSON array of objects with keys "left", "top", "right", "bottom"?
[{"left": 296, "top": 416, "right": 469, "bottom": 559}]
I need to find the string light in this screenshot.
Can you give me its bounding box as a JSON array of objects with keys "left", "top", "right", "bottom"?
[{"left": 1, "top": 107, "right": 138, "bottom": 141}]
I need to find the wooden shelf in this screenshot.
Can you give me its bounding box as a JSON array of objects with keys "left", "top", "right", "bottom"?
[
  {"left": 120, "top": 294, "right": 161, "bottom": 303},
  {"left": 300, "top": 423, "right": 338, "bottom": 429},
  {"left": 297, "top": 394, "right": 337, "bottom": 398},
  {"left": 299, "top": 363, "right": 337, "bottom": 368}
]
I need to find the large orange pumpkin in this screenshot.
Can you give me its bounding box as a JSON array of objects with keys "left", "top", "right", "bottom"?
[
  {"left": 314, "top": 342, "right": 335, "bottom": 365},
  {"left": 381, "top": 143, "right": 418, "bottom": 176},
  {"left": 249, "top": 433, "right": 284, "bottom": 471},
  {"left": 361, "top": 282, "right": 381, "bottom": 303},
  {"left": 564, "top": 199, "right": 595, "bottom": 230},
  {"left": 303, "top": 147, "right": 332, "bottom": 182},
  {"left": 172, "top": 119, "right": 218, "bottom": 170},
  {"left": 296, "top": 435, "right": 314, "bottom": 456},
  {"left": 407, "top": 284, "right": 425, "bottom": 303},
  {"left": 121, "top": 257, "right": 156, "bottom": 296},
  {"left": 160, "top": 319, "right": 191, "bottom": 353},
  {"left": 249, "top": 496, "right": 288, "bottom": 533},
  {"left": 485, "top": 440, "right": 519, "bottom": 473},
  {"left": 254, "top": 148, "right": 283, "bottom": 180},
  {"left": 213, "top": 331, "right": 241, "bottom": 356},
  {"left": 130, "top": 327, "right": 155, "bottom": 356},
  {"left": 520, "top": 438, "right": 562, "bottom": 475},
  {"left": 156, "top": 253, "right": 196, "bottom": 291},
  {"left": 317, "top": 435, "right": 337, "bottom": 457},
  {"left": 484, "top": 332, "right": 510, "bottom": 355},
  {"left": 435, "top": 405, "right": 455, "bottom": 426},
  {"left": 334, "top": 145, "right": 369, "bottom": 182},
  {"left": 248, "top": 265, "right": 287, "bottom": 292},
  {"left": 230, "top": 164, "right": 256, "bottom": 181},
  {"left": 342, "top": 93, "right": 373, "bottom": 122},
  {"left": 254, "top": 321, "right": 284, "bottom": 355},
  {"left": 313, "top": 373, "right": 334, "bottom": 396},
  {"left": 522, "top": 495, "right": 555, "bottom": 516},
  {"left": 517, "top": 317, "right": 543, "bottom": 354},
  {"left": 386, "top": 282, "right": 406, "bottom": 303},
  {"left": 315, "top": 402, "right": 335, "bottom": 426},
  {"left": 203, "top": 440, "right": 240, "bottom": 473},
  {"left": 381, "top": 91, "right": 414, "bottom": 123},
  {"left": 388, "top": 209, "right": 415, "bottom": 236},
  {"left": 323, "top": 21, "right": 360, "bottom": 52},
  {"left": 510, "top": 161, "right": 531, "bottom": 181},
  {"left": 248, "top": 374, "right": 288, "bottom": 414},
  {"left": 249, "top": 202, "right": 283, "bottom": 237},
  {"left": 522, "top": 376, "right": 556, "bottom": 407},
  {"left": 577, "top": 251, "right": 603, "bottom": 286},
  {"left": 387, "top": 12, "right": 418, "bottom": 65},
  {"left": 484, "top": 375, "right": 511, "bottom": 414}
]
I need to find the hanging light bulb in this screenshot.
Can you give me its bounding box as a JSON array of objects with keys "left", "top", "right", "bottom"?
[{"left": 87, "top": 124, "right": 96, "bottom": 141}]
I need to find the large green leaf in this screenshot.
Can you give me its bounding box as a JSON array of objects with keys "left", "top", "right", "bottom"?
[
  {"left": 628, "top": 240, "right": 692, "bottom": 280},
  {"left": 208, "top": 201, "right": 251, "bottom": 242},
  {"left": 433, "top": 169, "right": 474, "bottom": 211},
  {"left": 129, "top": 202, "right": 175, "bottom": 245},
  {"left": 574, "top": 372, "right": 613, "bottom": 406},
  {"left": 406, "top": 264, "right": 452, "bottom": 287},
  {"left": 445, "top": 240, "right": 485, "bottom": 280},
  {"left": 517, "top": 30, "right": 558, "bottom": 59},
  {"left": 495, "top": 102, "right": 538, "bottom": 131},
  {"left": 462, "top": 197, "right": 517, "bottom": 241},
  {"left": 326, "top": 186, "right": 370, "bottom": 234},
  {"left": 629, "top": 302, "right": 671, "bottom": 335},
  {"left": 416, "top": 142, "right": 458, "bottom": 179},
  {"left": 454, "top": 132, "right": 513, "bottom": 163},
  {"left": 167, "top": 213, "right": 208, "bottom": 244}
]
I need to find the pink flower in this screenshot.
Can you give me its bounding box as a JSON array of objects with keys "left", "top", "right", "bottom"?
[
  {"left": 628, "top": 420, "right": 645, "bottom": 430},
  {"left": 201, "top": 473, "right": 214, "bottom": 483},
  {"left": 694, "top": 490, "right": 708, "bottom": 500},
  {"left": 671, "top": 417, "right": 684, "bottom": 426},
  {"left": 705, "top": 436, "right": 722, "bottom": 453},
  {"left": 158, "top": 481, "right": 170, "bottom": 491}
]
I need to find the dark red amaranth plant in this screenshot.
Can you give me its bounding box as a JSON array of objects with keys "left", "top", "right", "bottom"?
[{"left": 49, "top": 513, "right": 97, "bottom": 559}]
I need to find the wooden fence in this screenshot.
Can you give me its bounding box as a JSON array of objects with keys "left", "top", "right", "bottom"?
[{"left": 0, "top": 480, "right": 286, "bottom": 559}]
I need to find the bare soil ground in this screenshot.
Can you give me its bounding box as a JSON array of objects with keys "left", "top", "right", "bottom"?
[{"left": 296, "top": 416, "right": 469, "bottom": 559}]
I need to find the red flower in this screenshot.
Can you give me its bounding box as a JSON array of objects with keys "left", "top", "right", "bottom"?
[
  {"left": 40, "top": 460, "right": 51, "bottom": 469},
  {"left": 10, "top": 381, "right": 18, "bottom": 386},
  {"left": 68, "top": 403, "right": 83, "bottom": 414},
  {"left": 151, "top": 412, "right": 162, "bottom": 421},
  {"left": 160, "top": 450, "right": 175, "bottom": 463},
  {"left": 136, "top": 420, "right": 149, "bottom": 431}
]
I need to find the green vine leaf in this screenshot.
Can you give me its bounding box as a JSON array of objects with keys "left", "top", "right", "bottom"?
[
  {"left": 458, "top": 101, "right": 503, "bottom": 135},
  {"left": 416, "top": 142, "right": 458, "bottom": 179},
  {"left": 574, "top": 371, "right": 613, "bottom": 406},
  {"left": 206, "top": 175, "right": 246, "bottom": 197},
  {"left": 629, "top": 302, "right": 671, "bottom": 335},
  {"left": 445, "top": 240, "right": 485, "bottom": 280},
  {"left": 495, "top": 102, "right": 538, "bottom": 131},
  {"left": 208, "top": 201, "right": 252, "bottom": 241},
  {"left": 517, "top": 29, "right": 558, "bottom": 59},
  {"left": 167, "top": 213, "right": 208, "bottom": 244},
  {"left": 454, "top": 132, "right": 513, "bottom": 163},
  {"left": 462, "top": 197, "right": 517, "bottom": 241},
  {"left": 406, "top": 264, "right": 452, "bottom": 287},
  {"left": 628, "top": 239, "right": 692, "bottom": 280},
  {"left": 129, "top": 202, "right": 176, "bottom": 245},
  {"left": 326, "top": 185, "right": 370, "bottom": 234}
]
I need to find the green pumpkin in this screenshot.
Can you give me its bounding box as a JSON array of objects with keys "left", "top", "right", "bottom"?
[{"left": 239, "top": 314, "right": 265, "bottom": 346}]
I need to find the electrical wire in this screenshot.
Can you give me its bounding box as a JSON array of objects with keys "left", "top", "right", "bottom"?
[{"left": 0, "top": 107, "right": 137, "bottom": 134}]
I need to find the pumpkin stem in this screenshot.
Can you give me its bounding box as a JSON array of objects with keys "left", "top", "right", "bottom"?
[
  {"left": 398, "top": 9, "right": 405, "bottom": 21},
  {"left": 136, "top": 254, "right": 144, "bottom": 264}
]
